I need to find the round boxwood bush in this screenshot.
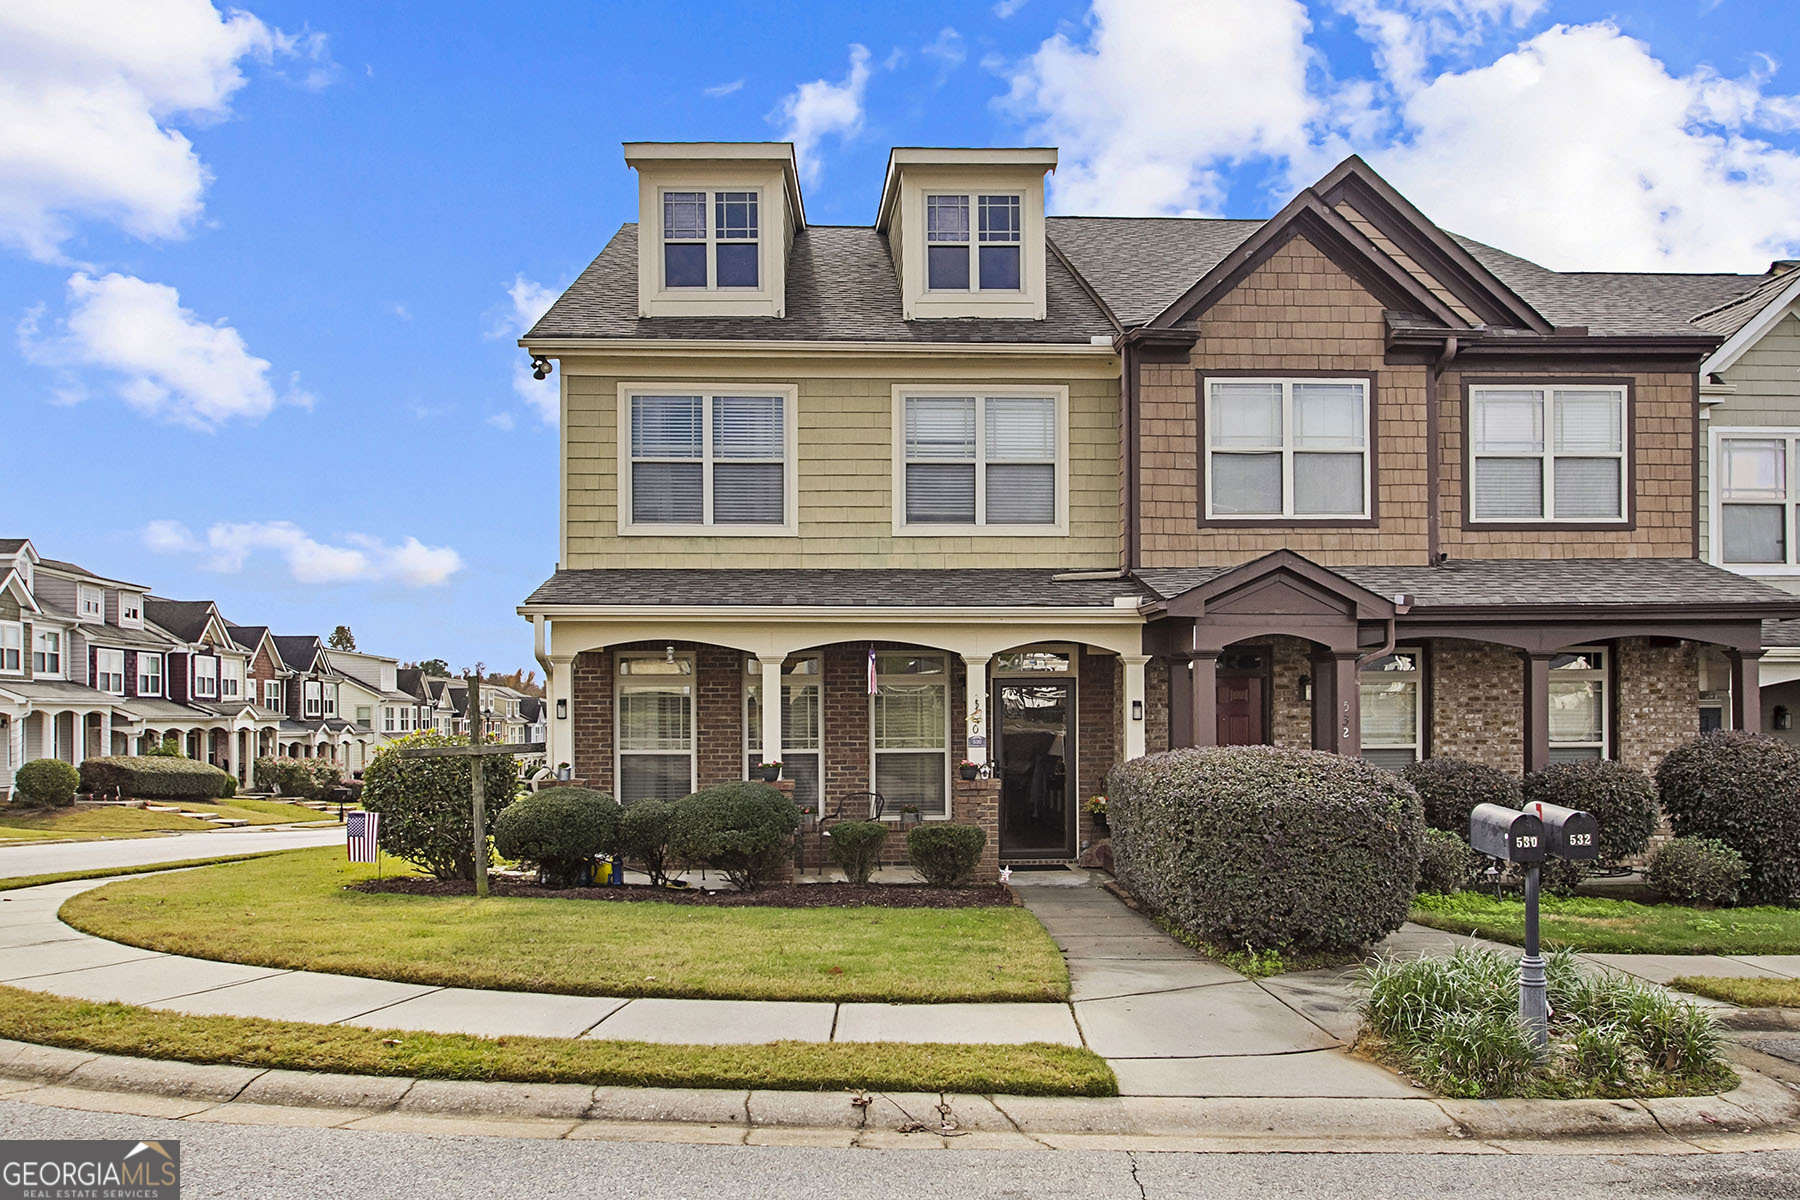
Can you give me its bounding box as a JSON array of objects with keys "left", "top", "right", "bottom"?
[
  {"left": 492, "top": 787, "right": 619, "bottom": 888},
  {"left": 360, "top": 732, "right": 520, "bottom": 880},
  {"left": 669, "top": 781, "right": 798, "bottom": 891},
  {"left": 905, "top": 823, "right": 986, "bottom": 886},
  {"left": 1403, "top": 758, "right": 1522, "bottom": 836},
  {"left": 1647, "top": 836, "right": 1747, "bottom": 907},
  {"left": 1417, "top": 828, "right": 1476, "bottom": 895},
  {"left": 1522, "top": 760, "right": 1658, "bottom": 871},
  {"left": 827, "top": 820, "right": 889, "bottom": 885},
  {"left": 14, "top": 758, "right": 78, "bottom": 808},
  {"left": 1107, "top": 745, "right": 1423, "bottom": 954},
  {"left": 619, "top": 797, "right": 676, "bottom": 886},
  {"left": 1656, "top": 731, "right": 1800, "bottom": 906}
]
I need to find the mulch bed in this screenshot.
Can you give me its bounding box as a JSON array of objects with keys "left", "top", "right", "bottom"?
[{"left": 349, "top": 877, "right": 1017, "bottom": 909}]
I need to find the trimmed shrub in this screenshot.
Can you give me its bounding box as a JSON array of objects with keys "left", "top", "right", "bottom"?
[
  {"left": 144, "top": 735, "right": 184, "bottom": 757},
  {"left": 668, "top": 782, "right": 798, "bottom": 891},
  {"left": 1656, "top": 731, "right": 1800, "bottom": 906},
  {"left": 906, "top": 823, "right": 986, "bottom": 886},
  {"left": 307, "top": 760, "right": 343, "bottom": 794},
  {"left": 255, "top": 758, "right": 320, "bottom": 801},
  {"left": 14, "top": 759, "right": 78, "bottom": 808},
  {"left": 1418, "top": 828, "right": 1476, "bottom": 895},
  {"left": 360, "top": 732, "right": 520, "bottom": 880},
  {"left": 79, "top": 756, "right": 234, "bottom": 802},
  {"left": 1108, "top": 745, "right": 1423, "bottom": 954},
  {"left": 619, "top": 797, "right": 676, "bottom": 886},
  {"left": 492, "top": 787, "right": 619, "bottom": 888},
  {"left": 1403, "top": 758, "right": 1522, "bottom": 836},
  {"left": 1648, "top": 837, "right": 1747, "bottom": 907},
  {"left": 827, "top": 820, "right": 888, "bottom": 885},
  {"left": 1523, "top": 760, "right": 1658, "bottom": 871}
]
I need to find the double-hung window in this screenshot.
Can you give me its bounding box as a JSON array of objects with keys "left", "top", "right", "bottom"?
[
  {"left": 119, "top": 594, "right": 142, "bottom": 627},
  {"left": 138, "top": 653, "right": 162, "bottom": 696},
  {"left": 33, "top": 630, "right": 61, "bottom": 676},
  {"left": 616, "top": 652, "right": 693, "bottom": 802},
  {"left": 744, "top": 655, "right": 822, "bottom": 812},
  {"left": 383, "top": 706, "right": 397, "bottom": 734},
  {"left": 925, "top": 193, "right": 1022, "bottom": 291},
  {"left": 872, "top": 653, "right": 950, "bottom": 819},
  {"left": 193, "top": 655, "right": 217, "bottom": 698},
  {"left": 899, "top": 389, "right": 1062, "bottom": 530},
  {"left": 661, "top": 190, "right": 759, "bottom": 289},
  {"left": 1549, "top": 647, "right": 1608, "bottom": 762},
  {"left": 95, "top": 648, "right": 125, "bottom": 694},
  {"left": 1469, "top": 385, "right": 1627, "bottom": 522},
  {"left": 1360, "top": 649, "right": 1423, "bottom": 771},
  {"left": 1715, "top": 432, "right": 1800, "bottom": 567},
  {"left": 624, "top": 387, "right": 792, "bottom": 531},
  {"left": 0, "top": 623, "right": 19, "bottom": 673},
  {"left": 221, "top": 658, "right": 242, "bottom": 700},
  {"left": 304, "top": 680, "right": 322, "bottom": 717},
  {"left": 78, "top": 585, "right": 103, "bottom": 621},
  {"left": 1205, "top": 378, "right": 1370, "bottom": 518},
  {"left": 323, "top": 683, "right": 338, "bottom": 718},
  {"left": 265, "top": 680, "right": 283, "bottom": 712}
]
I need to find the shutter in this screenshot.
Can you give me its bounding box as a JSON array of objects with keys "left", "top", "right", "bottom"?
[
  {"left": 905, "top": 464, "right": 976, "bottom": 523},
  {"left": 1210, "top": 453, "right": 1282, "bottom": 515},
  {"left": 1722, "top": 504, "right": 1786, "bottom": 563},
  {"left": 1551, "top": 458, "right": 1621, "bottom": 518},
  {"left": 986, "top": 464, "right": 1055, "bottom": 523},
  {"left": 631, "top": 463, "right": 703, "bottom": 523},
  {"left": 1293, "top": 452, "right": 1365, "bottom": 515},
  {"left": 1473, "top": 458, "right": 1543, "bottom": 519}
]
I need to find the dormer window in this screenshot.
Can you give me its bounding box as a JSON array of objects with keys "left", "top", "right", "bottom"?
[
  {"left": 926, "top": 194, "right": 1021, "bottom": 292},
  {"left": 78, "top": 585, "right": 103, "bottom": 621},
  {"left": 119, "top": 593, "right": 142, "bottom": 628},
  {"left": 662, "top": 189, "right": 760, "bottom": 290}
]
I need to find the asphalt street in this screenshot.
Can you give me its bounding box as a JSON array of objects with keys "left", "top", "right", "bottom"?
[
  {"left": 5, "top": 1101, "right": 1799, "bottom": 1200},
  {"left": 0, "top": 824, "right": 341, "bottom": 877}
]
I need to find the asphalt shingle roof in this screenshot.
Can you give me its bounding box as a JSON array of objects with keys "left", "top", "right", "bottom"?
[
  {"left": 144, "top": 598, "right": 217, "bottom": 644},
  {"left": 273, "top": 636, "right": 322, "bottom": 672},
  {"left": 1046, "top": 216, "right": 1263, "bottom": 326},
  {"left": 523, "top": 568, "right": 1148, "bottom": 608},
  {"left": 0, "top": 539, "right": 27, "bottom": 555},
  {"left": 1692, "top": 269, "right": 1800, "bottom": 337}
]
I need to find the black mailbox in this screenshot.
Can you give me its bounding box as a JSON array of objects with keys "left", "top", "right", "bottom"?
[
  {"left": 1469, "top": 803, "right": 1545, "bottom": 863},
  {"left": 1530, "top": 801, "right": 1599, "bottom": 861}
]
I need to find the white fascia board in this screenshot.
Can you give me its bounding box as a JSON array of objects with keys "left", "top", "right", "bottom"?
[
  {"left": 519, "top": 337, "right": 1116, "bottom": 358},
  {"left": 1703, "top": 280, "right": 1800, "bottom": 377},
  {"left": 517, "top": 603, "right": 1144, "bottom": 623}
]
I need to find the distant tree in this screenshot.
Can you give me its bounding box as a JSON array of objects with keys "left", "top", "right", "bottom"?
[
  {"left": 416, "top": 657, "right": 451, "bottom": 676},
  {"left": 328, "top": 625, "right": 357, "bottom": 651}
]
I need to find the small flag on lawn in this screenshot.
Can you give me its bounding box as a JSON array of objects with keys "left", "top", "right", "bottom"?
[
  {"left": 347, "top": 810, "right": 381, "bottom": 863},
  {"left": 867, "top": 646, "right": 878, "bottom": 696}
]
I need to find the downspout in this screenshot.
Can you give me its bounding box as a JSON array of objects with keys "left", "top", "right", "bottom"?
[
  {"left": 1357, "top": 594, "right": 1414, "bottom": 670},
  {"left": 1119, "top": 332, "right": 1140, "bottom": 572},
  {"left": 1426, "top": 334, "right": 1459, "bottom": 567}
]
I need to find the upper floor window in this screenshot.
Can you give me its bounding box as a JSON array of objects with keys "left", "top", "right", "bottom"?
[
  {"left": 77, "top": 585, "right": 103, "bottom": 621},
  {"left": 1469, "top": 384, "right": 1627, "bottom": 523},
  {"left": 1204, "top": 378, "right": 1370, "bottom": 519},
  {"left": 33, "top": 630, "right": 61, "bottom": 676},
  {"left": 304, "top": 680, "right": 322, "bottom": 717},
  {"left": 662, "top": 189, "right": 758, "bottom": 289},
  {"left": 221, "top": 658, "right": 243, "bottom": 699},
  {"left": 897, "top": 389, "right": 1064, "bottom": 533},
  {"left": 138, "top": 653, "right": 162, "bottom": 697},
  {"left": 623, "top": 387, "right": 793, "bottom": 532},
  {"left": 0, "top": 622, "right": 20, "bottom": 673},
  {"left": 1716, "top": 431, "right": 1800, "bottom": 568},
  {"left": 265, "top": 679, "right": 283, "bottom": 711},
  {"left": 119, "top": 593, "right": 142, "bottom": 627},
  {"left": 925, "top": 193, "right": 1021, "bottom": 291},
  {"left": 193, "top": 655, "right": 217, "bottom": 697},
  {"left": 323, "top": 682, "right": 338, "bottom": 717},
  {"left": 95, "top": 648, "right": 125, "bottom": 695}
]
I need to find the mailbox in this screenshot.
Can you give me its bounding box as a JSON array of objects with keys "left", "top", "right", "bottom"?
[
  {"left": 1469, "top": 803, "right": 1546, "bottom": 863},
  {"left": 1530, "top": 801, "right": 1599, "bottom": 862}
]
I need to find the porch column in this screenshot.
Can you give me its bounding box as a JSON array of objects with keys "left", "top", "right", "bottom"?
[
  {"left": 757, "top": 653, "right": 786, "bottom": 767},
  {"left": 1331, "top": 651, "right": 1362, "bottom": 757},
  {"left": 1168, "top": 656, "right": 1194, "bottom": 749},
  {"left": 1121, "top": 654, "right": 1151, "bottom": 761},
  {"left": 545, "top": 653, "right": 574, "bottom": 772},
  {"left": 961, "top": 654, "right": 991, "bottom": 766},
  {"left": 226, "top": 725, "right": 240, "bottom": 781},
  {"left": 1729, "top": 648, "right": 1764, "bottom": 732},
  {"left": 1309, "top": 650, "right": 1336, "bottom": 752},
  {"left": 1190, "top": 651, "right": 1219, "bottom": 748},
  {"left": 97, "top": 710, "right": 112, "bottom": 762},
  {"left": 1522, "top": 651, "right": 1554, "bottom": 773}
]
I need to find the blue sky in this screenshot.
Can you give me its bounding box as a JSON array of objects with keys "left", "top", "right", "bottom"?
[{"left": 4, "top": 0, "right": 1798, "bottom": 674}]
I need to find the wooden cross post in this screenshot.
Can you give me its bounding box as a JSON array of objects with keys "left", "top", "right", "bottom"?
[{"left": 394, "top": 670, "right": 544, "bottom": 900}]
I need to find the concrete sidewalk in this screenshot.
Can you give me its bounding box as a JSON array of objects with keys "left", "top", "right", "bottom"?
[{"left": 0, "top": 825, "right": 342, "bottom": 878}]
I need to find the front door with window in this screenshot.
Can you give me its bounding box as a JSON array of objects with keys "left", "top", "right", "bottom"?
[
  {"left": 995, "top": 680, "right": 1075, "bottom": 859},
  {"left": 1216, "top": 676, "right": 1265, "bottom": 746}
]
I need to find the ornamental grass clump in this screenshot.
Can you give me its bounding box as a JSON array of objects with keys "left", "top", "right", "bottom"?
[{"left": 1356, "top": 947, "right": 1731, "bottom": 1099}]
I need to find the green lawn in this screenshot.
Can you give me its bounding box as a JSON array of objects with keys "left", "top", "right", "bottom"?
[
  {"left": 1412, "top": 891, "right": 1800, "bottom": 955},
  {"left": 0, "top": 852, "right": 288, "bottom": 892},
  {"left": 1669, "top": 976, "right": 1800, "bottom": 1008},
  {"left": 0, "top": 800, "right": 336, "bottom": 842},
  {"left": 61, "top": 847, "right": 1070, "bottom": 1004},
  {"left": 0, "top": 984, "right": 1114, "bottom": 1096}
]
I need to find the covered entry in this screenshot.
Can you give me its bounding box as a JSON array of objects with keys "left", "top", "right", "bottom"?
[{"left": 991, "top": 645, "right": 1078, "bottom": 860}]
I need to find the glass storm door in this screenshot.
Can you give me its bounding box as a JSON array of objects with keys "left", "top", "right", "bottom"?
[{"left": 995, "top": 681, "right": 1075, "bottom": 859}]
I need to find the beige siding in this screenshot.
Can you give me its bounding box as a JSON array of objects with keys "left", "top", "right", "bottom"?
[
  {"left": 562, "top": 352, "right": 1122, "bottom": 569},
  {"left": 1701, "top": 308, "right": 1800, "bottom": 581}
]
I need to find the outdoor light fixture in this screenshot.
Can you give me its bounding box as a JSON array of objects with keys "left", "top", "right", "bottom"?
[
  {"left": 664, "top": 644, "right": 675, "bottom": 664},
  {"left": 1131, "top": 700, "right": 1143, "bottom": 721},
  {"left": 530, "top": 355, "right": 553, "bottom": 380},
  {"left": 1777, "top": 705, "right": 1792, "bottom": 731},
  {"left": 556, "top": 698, "right": 567, "bottom": 719},
  {"left": 1299, "top": 675, "right": 1313, "bottom": 701}
]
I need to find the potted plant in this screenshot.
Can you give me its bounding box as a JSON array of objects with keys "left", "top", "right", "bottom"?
[
  {"left": 900, "top": 803, "right": 921, "bottom": 826},
  {"left": 957, "top": 759, "right": 980, "bottom": 781},
  {"left": 756, "top": 761, "right": 783, "bottom": 783},
  {"left": 556, "top": 761, "right": 573, "bottom": 781},
  {"left": 1084, "top": 794, "right": 1110, "bottom": 833}
]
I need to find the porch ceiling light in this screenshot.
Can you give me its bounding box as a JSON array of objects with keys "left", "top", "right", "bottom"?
[{"left": 664, "top": 644, "right": 675, "bottom": 664}]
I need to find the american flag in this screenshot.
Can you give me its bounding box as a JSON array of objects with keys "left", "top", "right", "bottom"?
[
  {"left": 867, "top": 646, "right": 878, "bottom": 696},
  {"left": 347, "top": 811, "right": 381, "bottom": 863}
]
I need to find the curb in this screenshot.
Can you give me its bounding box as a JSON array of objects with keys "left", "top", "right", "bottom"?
[{"left": 3, "top": 1038, "right": 1798, "bottom": 1152}]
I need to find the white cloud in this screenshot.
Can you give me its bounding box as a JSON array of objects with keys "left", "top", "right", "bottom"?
[
  {"left": 144, "top": 520, "right": 463, "bottom": 587},
  {"left": 18, "top": 271, "right": 309, "bottom": 430},
  {"left": 703, "top": 79, "right": 744, "bottom": 97},
  {"left": 0, "top": 0, "right": 329, "bottom": 261},
  {"left": 923, "top": 28, "right": 967, "bottom": 79},
  {"left": 1002, "top": 0, "right": 1319, "bottom": 214},
  {"left": 486, "top": 411, "right": 516, "bottom": 431},
  {"left": 994, "top": 0, "right": 1030, "bottom": 17},
  {"left": 489, "top": 274, "right": 560, "bottom": 424},
  {"left": 1331, "top": 0, "right": 1545, "bottom": 96},
  {"left": 776, "top": 44, "right": 872, "bottom": 184}
]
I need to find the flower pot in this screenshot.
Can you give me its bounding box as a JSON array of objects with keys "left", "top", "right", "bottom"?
[
  {"left": 759, "top": 766, "right": 781, "bottom": 783},
  {"left": 958, "top": 765, "right": 979, "bottom": 781}
]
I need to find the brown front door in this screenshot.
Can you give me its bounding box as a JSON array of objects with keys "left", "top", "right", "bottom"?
[{"left": 1216, "top": 676, "right": 1265, "bottom": 746}]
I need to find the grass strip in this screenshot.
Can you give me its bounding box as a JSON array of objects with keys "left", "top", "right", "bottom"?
[
  {"left": 63, "top": 848, "right": 1070, "bottom": 1004},
  {"left": 0, "top": 852, "right": 286, "bottom": 893},
  {"left": 1669, "top": 975, "right": 1800, "bottom": 1008},
  {"left": 1410, "top": 891, "right": 1800, "bottom": 955},
  {"left": 0, "top": 984, "right": 1115, "bottom": 1096}
]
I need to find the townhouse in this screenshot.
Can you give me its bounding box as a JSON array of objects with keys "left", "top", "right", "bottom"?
[{"left": 518, "top": 143, "right": 1800, "bottom": 867}]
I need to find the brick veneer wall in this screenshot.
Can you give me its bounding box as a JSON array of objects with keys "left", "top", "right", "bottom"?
[
  {"left": 694, "top": 644, "right": 744, "bottom": 788},
  {"left": 569, "top": 649, "right": 612, "bottom": 792},
  {"left": 1428, "top": 639, "right": 1525, "bottom": 771},
  {"left": 1076, "top": 648, "right": 1119, "bottom": 845},
  {"left": 1145, "top": 656, "right": 1170, "bottom": 757},
  {"left": 954, "top": 778, "right": 1002, "bottom": 883},
  {"left": 1268, "top": 637, "right": 1312, "bottom": 749},
  {"left": 1614, "top": 638, "right": 1699, "bottom": 775}
]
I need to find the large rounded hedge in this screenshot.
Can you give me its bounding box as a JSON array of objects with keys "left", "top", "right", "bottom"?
[
  {"left": 1522, "top": 759, "right": 1657, "bottom": 871},
  {"left": 14, "top": 758, "right": 78, "bottom": 808},
  {"left": 360, "top": 732, "right": 520, "bottom": 880},
  {"left": 81, "top": 756, "right": 234, "bottom": 802},
  {"left": 493, "top": 787, "right": 619, "bottom": 888},
  {"left": 669, "top": 781, "right": 798, "bottom": 891},
  {"left": 1106, "top": 746, "right": 1423, "bottom": 953},
  {"left": 1656, "top": 731, "right": 1800, "bottom": 905},
  {"left": 1403, "top": 758, "right": 1522, "bottom": 836}
]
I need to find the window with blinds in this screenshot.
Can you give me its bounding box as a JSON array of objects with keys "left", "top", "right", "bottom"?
[
  {"left": 626, "top": 389, "right": 790, "bottom": 530},
  {"left": 1716, "top": 432, "right": 1798, "bottom": 566},
  {"left": 872, "top": 654, "right": 949, "bottom": 818},
  {"left": 617, "top": 653, "right": 694, "bottom": 802},
  {"left": 1469, "top": 385, "right": 1627, "bottom": 522},
  {"left": 1205, "top": 378, "right": 1369, "bottom": 518},
  {"left": 744, "top": 655, "right": 822, "bottom": 812},
  {"left": 900, "top": 391, "right": 1059, "bottom": 529},
  {"left": 1359, "top": 650, "right": 1421, "bottom": 771},
  {"left": 1548, "top": 648, "right": 1607, "bottom": 762}
]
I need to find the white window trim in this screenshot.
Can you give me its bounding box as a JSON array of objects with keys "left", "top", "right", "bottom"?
[
  {"left": 33, "top": 629, "right": 63, "bottom": 678},
  {"left": 1467, "top": 384, "right": 1631, "bottom": 525},
  {"left": 119, "top": 593, "right": 143, "bottom": 629},
  {"left": 95, "top": 647, "right": 126, "bottom": 696},
  {"left": 0, "top": 621, "right": 21, "bottom": 675},
  {"left": 615, "top": 651, "right": 697, "bottom": 802},
  {"left": 265, "top": 680, "right": 283, "bottom": 711},
  {"left": 76, "top": 584, "right": 104, "bottom": 623},
  {"left": 1549, "top": 645, "right": 1610, "bottom": 760},
  {"left": 616, "top": 382, "right": 800, "bottom": 537},
  {"left": 869, "top": 652, "right": 953, "bottom": 822},
  {"left": 1709, "top": 426, "right": 1800, "bottom": 575},
  {"left": 323, "top": 682, "right": 338, "bottom": 718},
  {"left": 742, "top": 654, "right": 823, "bottom": 768},
  {"left": 192, "top": 654, "right": 217, "bottom": 698},
  {"left": 922, "top": 191, "right": 1024, "bottom": 296},
  {"left": 1202, "top": 376, "right": 1373, "bottom": 520},
  {"left": 656, "top": 186, "right": 764, "bottom": 293},
  {"left": 304, "top": 680, "right": 322, "bottom": 717},
  {"left": 137, "top": 653, "right": 162, "bottom": 697},
  {"left": 221, "top": 658, "right": 243, "bottom": 699},
  {"left": 891, "top": 384, "right": 1071, "bottom": 537},
  {"left": 1359, "top": 647, "right": 1423, "bottom": 763}
]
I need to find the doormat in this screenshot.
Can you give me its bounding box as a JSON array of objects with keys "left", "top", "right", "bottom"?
[{"left": 1003, "top": 862, "right": 1077, "bottom": 871}]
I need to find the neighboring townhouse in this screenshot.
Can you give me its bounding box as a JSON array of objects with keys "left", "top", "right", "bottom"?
[
  {"left": 269, "top": 635, "right": 374, "bottom": 766},
  {"left": 143, "top": 597, "right": 267, "bottom": 777},
  {"left": 518, "top": 142, "right": 1800, "bottom": 866},
  {"left": 1691, "top": 263, "right": 1800, "bottom": 739},
  {"left": 391, "top": 668, "right": 448, "bottom": 738},
  {"left": 226, "top": 624, "right": 294, "bottom": 762},
  {"left": 327, "top": 648, "right": 415, "bottom": 770}
]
